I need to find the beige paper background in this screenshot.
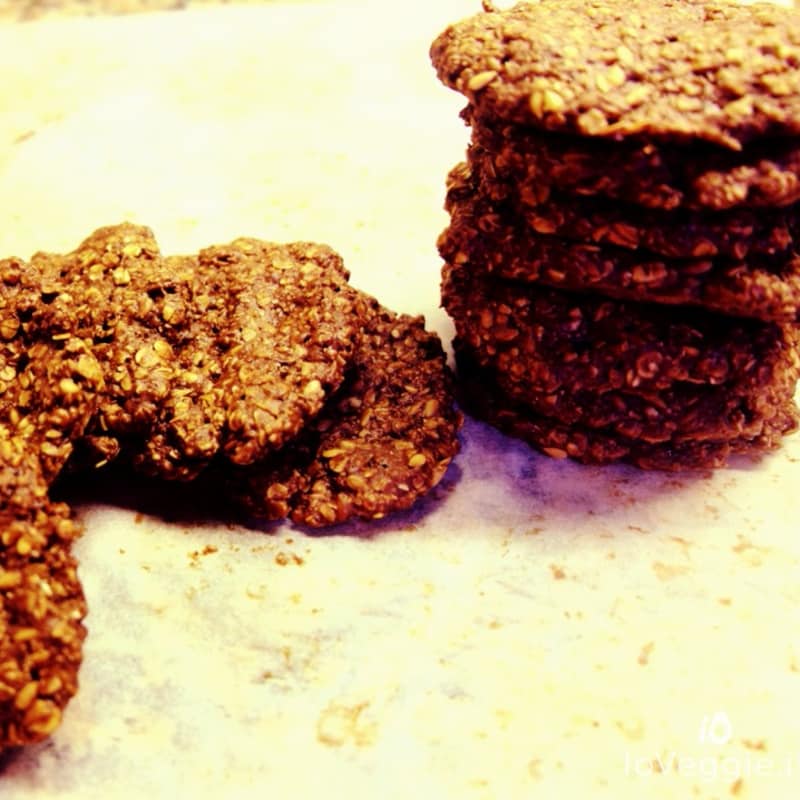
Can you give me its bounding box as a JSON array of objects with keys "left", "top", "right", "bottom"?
[{"left": 0, "top": 2, "right": 799, "bottom": 798}]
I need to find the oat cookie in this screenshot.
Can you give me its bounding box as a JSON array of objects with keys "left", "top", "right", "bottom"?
[
  {"left": 470, "top": 113, "right": 800, "bottom": 211},
  {"left": 27, "top": 225, "right": 359, "bottom": 479},
  {"left": 197, "top": 238, "right": 359, "bottom": 468},
  {"left": 431, "top": 0, "right": 800, "bottom": 149},
  {"left": 439, "top": 173, "right": 800, "bottom": 322},
  {"left": 0, "top": 448, "right": 87, "bottom": 749},
  {"left": 441, "top": 260, "right": 799, "bottom": 394},
  {"left": 453, "top": 336, "right": 798, "bottom": 446},
  {"left": 26, "top": 224, "right": 172, "bottom": 445},
  {"left": 222, "top": 294, "right": 461, "bottom": 528},
  {"left": 0, "top": 328, "right": 101, "bottom": 748},
  {"left": 462, "top": 153, "right": 800, "bottom": 260},
  {"left": 455, "top": 347, "right": 800, "bottom": 470}
]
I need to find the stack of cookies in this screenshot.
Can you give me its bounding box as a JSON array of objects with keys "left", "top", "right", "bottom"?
[{"left": 431, "top": 0, "right": 800, "bottom": 469}]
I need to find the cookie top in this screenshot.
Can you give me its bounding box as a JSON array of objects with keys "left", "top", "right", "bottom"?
[
  {"left": 431, "top": 0, "right": 800, "bottom": 148},
  {"left": 199, "top": 238, "right": 360, "bottom": 467}
]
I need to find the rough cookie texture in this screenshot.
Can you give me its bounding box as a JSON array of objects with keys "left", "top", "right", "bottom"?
[
  {"left": 440, "top": 164, "right": 800, "bottom": 322},
  {"left": 0, "top": 458, "right": 87, "bottom": 750},
  {"left": 194, "top": 239, "right": 360, "bottom": 467},
  {"left": 26, "top": 225, "right": 359, "bottom": 479},
  {"left": 453, "top": 338, "right": 798, "bottom": 446},
  {"left": 431, "top": 0, "right": 800, "bottom": 149},
  {"left": 462, "top": 153, "right": 800, "bottom": 260},
  {"left": 442, "top": 261, "right": 799, "bottom": 395},
  {"left": 0, "top": 312, "right": 101, "bottom": 746},
  {"left": 455, "top": 347, "right": 799, "bottom": 470},
  {"left": 469, "top": 112, "right": 800, "bottom": 211},
  {"left": 222, "top": 294, "right": 461, "bottom": 528}
]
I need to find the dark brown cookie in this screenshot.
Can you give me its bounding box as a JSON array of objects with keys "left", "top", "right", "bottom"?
[
  {"left": 462, "top": 153, "right": 799, "bottom": 260},
  {"left": 470, "top": 112, "right": 800, "bottom": 211},
  {"left": 197, "top": 238, "right": 360, "bottom": 467},
  {"left": 26, "top": 224, "right": 173, "bottom": 442},
  {"left": 222, "top": 293, "right": 461, "bottom": 528},
  {"left": 455, "top": 347, "right": 800, "bottom": 470},
  {"left": 453, "top": 337, "right": 798, "bottom": 446},
  {"left": 0, "top": 329, "right": 100, "bottom": 748},
  {"left": 439, "top": 170, "right": 800, "bottom": 322},
  {"left": 431, "top": 0, "right": 800, "bottom": 149},
  {"left": 441, "top": 260, "right": 800, "bottom": 395},
  {"left": 0, "top": 445, "right": 88, "bottom": 749},
  {"left": 28, "top": 225, "right": 360, "bottom": 479}
]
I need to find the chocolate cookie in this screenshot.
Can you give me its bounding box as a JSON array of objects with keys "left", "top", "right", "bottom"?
[
  {"left": 431, "top": 0, "right": 800, "bottom": 149},
  {"left": 453, "top": 337, "right": 798, "bottom": 446},
  {"left": 0, "top": 332, "right": 100, "bottom": 748},
  {"left": 455, "top": 347, "right": 799, "bottom": 470},
  {"left": 469, "top": 112, "right": 800, "bottom": 211},
  {"left": 441, "top": 260, "right": 799, "bottom": 394},
  {"left": 197, "top": 238, "right": 360, "bottom": 467},
  {"left": 222, "top": 294, "right": 461, "bottom": 528},
  {"left": 0, "top": 463, "right": 87, "bottom": 749},
  {"left": 27, "top": 225, "right": 360, "bottom": 479},
  {"left": 462, "top": 153, "right": 799, "bottom": 260},
  {"left": 439, "top": 171, "right": 800, "bottom": 322},
  {"left": 26, "top": 224, "right": 176, "bottom": 444}
]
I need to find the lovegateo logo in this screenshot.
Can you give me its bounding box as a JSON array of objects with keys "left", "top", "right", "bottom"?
[
  {"left": 697, "top": 711, "right": 734, "bottom": 746},
  {"left": 624, "top": 712, "right": 800, "bottom": 783}
]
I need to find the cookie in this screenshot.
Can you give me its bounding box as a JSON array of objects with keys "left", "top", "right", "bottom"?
[
  {"left": 439, "top": 173, "right": 800, "bottom": 322},
  {"left": 469, "top": 112, "right": 800, "bottom": 211},
  {"left": 431, "top": 0, "right": 800, "bottom": 149},
  {"left": 197, "top": 238, "right": 360, "bottom": 467},
  {"left": 453, "top": 337, "right": 798, "bottom": 446},
  {"left": 0, "top": 223, "right": 461, "bottom": 752},
  {"left": 222, "top": 293, "right": 461, "bottom": 528},
  {"left": 441, "top": 260, "right": 799, "bottom": 394},
  {"left": 462, "top": 152, "right": 799, "bottom": 260},
  {"left": 0, "top": 454, "right": 87, "bottom": 749},
  {"left": 26, "top": 224, "right": 177, "bottom": 445},
  {"left": 27, "top": 225, "right": 360, "bottom": 479},
  {"left": 455, "top": 347, "right": 800, "bottom": 470},
  {"left": 0, "top": 332, "right": 100, "bottom": 748}
]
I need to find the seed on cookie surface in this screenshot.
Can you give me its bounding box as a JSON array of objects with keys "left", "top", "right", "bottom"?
[{"left": 431, "top": 0, "right": 800, "bottom": 148}]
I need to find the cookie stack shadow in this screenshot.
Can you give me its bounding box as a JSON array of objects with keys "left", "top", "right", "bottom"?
[{"left": 431, "top": 0, "right": 800, "bottom": 470}]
